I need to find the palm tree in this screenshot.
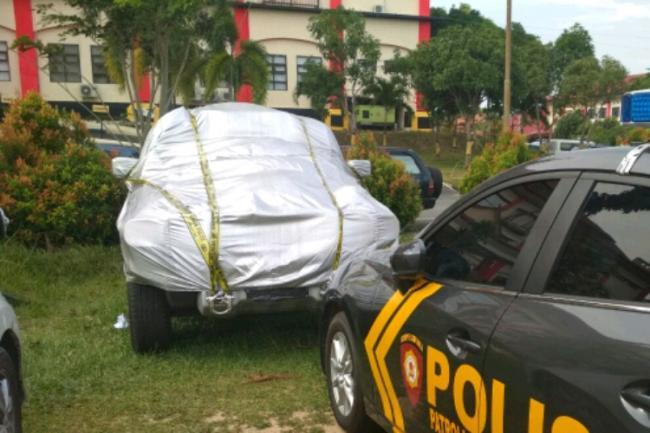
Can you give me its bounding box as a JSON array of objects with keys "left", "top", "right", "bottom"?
[
  {"left": 202, "top": 40, "right": 268, "bottom": 104},
  {"left": 176, "top": 0, "right": 268, "bottom": 105},
  {"left": 366, "top": 75, "right": 409, "bottom": 145}
]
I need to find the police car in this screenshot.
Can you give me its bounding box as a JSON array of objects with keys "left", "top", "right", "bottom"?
[{"left": 320, "top": 145, "right": 650, "bottom": 433}]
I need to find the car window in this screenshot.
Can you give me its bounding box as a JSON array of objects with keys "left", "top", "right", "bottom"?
[
  {"left": 546, "top": 182, "right": 650, "bottom": 303},
  {"left": 559, "top": 141, "right": 576, "bottom": 151},
  {"left": 391, "top": 154, "right": 421, "bottom": 175},
  {"left": 425, "top": 180, "right": 558, "bottom": 288}
]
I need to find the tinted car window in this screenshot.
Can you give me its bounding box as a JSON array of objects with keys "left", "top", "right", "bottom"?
[
  {"left": 546, "top": 182, "right": 650, "bottom": 303},
  {"left": 391, "top": 155, "right": 421, "bottom": 175},
  {"left": 426, "top": 180, "right": 558, "bottom": 287}
]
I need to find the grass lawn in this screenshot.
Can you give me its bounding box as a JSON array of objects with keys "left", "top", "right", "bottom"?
[{"left": 0, "top": 243, "right": 337, "bottom": 433}]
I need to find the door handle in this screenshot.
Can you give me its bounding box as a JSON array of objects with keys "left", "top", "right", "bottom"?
[
  {"left": 622, "top": 388, "right": 650, "bottom": 411},
  {"left": 446, "top": 332, "right": 481, "bottom": 355}
]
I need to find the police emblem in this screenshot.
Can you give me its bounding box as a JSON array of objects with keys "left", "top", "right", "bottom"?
[{"left": 400, "top": 333, "right": 424, "bottom": 408}]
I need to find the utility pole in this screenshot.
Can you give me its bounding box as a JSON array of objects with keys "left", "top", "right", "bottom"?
[{"left": 502, "top": 0, "right": 512, "bottom": 132}]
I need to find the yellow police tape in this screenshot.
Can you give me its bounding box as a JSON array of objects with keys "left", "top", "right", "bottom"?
[
  {"left": 127, "top": 110, "right": 229, "bottom": 294},
  {"left": 298, "top": 118, "right": 344, "bottom": 270},
  {"left": 189, "top": 113, "right": 229, "bottom": 293}
]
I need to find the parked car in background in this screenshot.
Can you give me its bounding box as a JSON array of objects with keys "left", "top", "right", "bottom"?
[
  {"left": 95, "top": 139, "right": 140, "bottom": 159},
  {"left": 528, "top": 138, "right": 605, "bottom": 154},
  {"left": 386, "top": 148, "right": 443, "bottom": 209},
  {"left": 0, "top": 294, "right": 24, "bottom": 433},
  {"left": 321, "top": 145, "right": 650, "bottom": 433}
]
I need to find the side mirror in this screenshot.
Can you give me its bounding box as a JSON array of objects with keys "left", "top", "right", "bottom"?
[
  {"left": 112, "top": 157, "right": 138, "bottom": 179},
  {"left": 390, "top": 239, "right": 426, "bottom": 293},
  {"left": 347, "top": 159, "right": 372, "bottom": 178}
]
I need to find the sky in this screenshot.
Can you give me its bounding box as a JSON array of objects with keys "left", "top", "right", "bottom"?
[{"left": 430, "top": 0, "right": 650, "bottom": 75}]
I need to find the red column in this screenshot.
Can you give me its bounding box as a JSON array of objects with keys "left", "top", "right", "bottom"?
[
  {"left": 330, "top": 0, "right": 342, "bottom": 7},
  {"left": 138, "top": 73, "right": 150, "bottom": 102},
  {"left": 13, "top": 0, "right": 40, "bottom": 96},
  {"left": 416, "top": 0, "right": 430, "bottom": 110},
  {"left": 606, "top": 101, "right": 612, "bottom": 118},
  {"left": 234, "top": 2, "right": 252, "bottom": 103}
]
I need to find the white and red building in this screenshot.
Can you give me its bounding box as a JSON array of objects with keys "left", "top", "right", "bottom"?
[{"left": 0, "top": 0, "right": 431, "bottom": 118}]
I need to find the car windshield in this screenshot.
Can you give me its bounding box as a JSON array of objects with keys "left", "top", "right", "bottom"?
[{"left": 391, "top": 154, "right": 421, "bottom": 175}]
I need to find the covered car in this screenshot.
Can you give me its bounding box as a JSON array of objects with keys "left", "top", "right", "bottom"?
[{"left": 116, "top": 103, "right": 399, "bottom": 352}]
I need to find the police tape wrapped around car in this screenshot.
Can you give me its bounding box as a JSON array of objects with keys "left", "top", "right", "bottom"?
[{"left": 112, "top": 103, "right": 399, "bottom": 353}]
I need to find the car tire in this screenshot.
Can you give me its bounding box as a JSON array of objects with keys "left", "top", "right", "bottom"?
[
  {"left": 325, "top": 312, "right": 380, "bottom": 433},
  {"left": 127, "top": 283, "right": 171, "bottom": 353},
  {"left": 0, "top": 347, "right": 22, "bottom": 433},
  {"left": 429, "top": 166, "right": 444, "bottom": 198}
]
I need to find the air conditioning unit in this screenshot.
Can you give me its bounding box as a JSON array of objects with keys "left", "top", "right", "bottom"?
[
  {"left": 80, "top": 84, "right": 97, "bottom": 99},
  {"left": 373, "top": 5, "right": 383, "bottom": 13}
]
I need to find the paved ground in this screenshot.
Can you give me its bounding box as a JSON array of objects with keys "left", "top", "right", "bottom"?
[{"left": 410, "top": 184, "right": 461, "bottom": 232}]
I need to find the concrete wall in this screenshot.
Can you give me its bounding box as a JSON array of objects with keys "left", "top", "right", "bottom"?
[
  {"left": 250, "top": 5, "right": 420, "bottom": 110},
  {"left": 0, "top": 0, "right": 21, "bottom": 102},
  {"left": 343, "top": 0, "right": 417, "bottom": 15}
]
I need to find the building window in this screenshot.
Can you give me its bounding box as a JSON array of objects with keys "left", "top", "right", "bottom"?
[
  {"left": 612, "top": 106, "right": 620, "bottom": 118},
  {"left": 91, "top": 46, "right": 113, "bottom": 84},
  {"left": 598, "top": 107, "right": 606, "bottom": 119},
  {"left": 296, "top": 56, "right": 322, "bottom": 83},
  {"left": 267, "top": 54, "right": 287, "bottom": 91},
  {"left": 0, "top": 42, "right": 10, "bottom": 81},
  {"left": 49, "top": 44, "right": 81, "bottom": 83}
]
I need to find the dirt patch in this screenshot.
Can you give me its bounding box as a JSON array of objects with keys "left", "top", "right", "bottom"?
[{"left": 204, "top": 412, "right": 345, "bottom": 433}]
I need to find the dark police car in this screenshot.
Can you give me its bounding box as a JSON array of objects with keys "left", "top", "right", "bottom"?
[{"left": 321, "top": 145, "right": 650, "bottom": 433}]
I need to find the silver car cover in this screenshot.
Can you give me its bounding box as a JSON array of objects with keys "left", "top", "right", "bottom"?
[{"left": 117, "top": 103, "right": 399, "bottom": 293}]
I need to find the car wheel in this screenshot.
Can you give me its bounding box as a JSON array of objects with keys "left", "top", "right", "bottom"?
[
  {"left": 127, "top": 284, "right": 171, "bottom": 353},
  {"left": 325, "top": 312, "right": 380, "bottom": 433},
  {"left": 0, "top": 347, "right": 22, "bottom": 433},
  {"left": 428, "top": 166, "right": 444, "bottom": 198}
]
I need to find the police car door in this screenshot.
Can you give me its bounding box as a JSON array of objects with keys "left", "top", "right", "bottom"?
[
  {"left": 483, "top": 175, "right": 650, "bottom": 433},
  {"left": 375, "top": 177, "right": 567, "bottom": 433}
]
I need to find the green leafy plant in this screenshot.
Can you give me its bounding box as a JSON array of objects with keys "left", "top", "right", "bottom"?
[
  {"left": 460, "top": 132, "right": 533, "bottom": 194},
  {"left": 620, "top": 127, "right": 650, "bottom": 144},
  {"left": 0, "top": 94, "right": 124, "bottom": 247},
  {"left": 347, "top": 133, "right": 422, "bottom": 227},
  {"left": 588, "top": 118, "right": 624, "bottom": 145},
  {"left": 555, "top": 110, "right": 589, "bottom": 139}
]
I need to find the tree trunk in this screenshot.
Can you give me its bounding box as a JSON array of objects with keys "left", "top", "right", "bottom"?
[
  {"left": 383, "top": 109, "right": 388, "bottom": 146},
  {"left": 397, "top": 105, "right": 405, "bottom": 130},
  {"left": 464, "top": 117, "right": 473, "bottom": 168},
  {"left": 350, "top": 94, "right": 357, "bottom": 135},
  {"left": 159, "top": 36, "right": 171, "bottom": 116}
]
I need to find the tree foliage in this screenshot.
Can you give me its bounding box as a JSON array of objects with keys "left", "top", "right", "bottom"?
[
  {"left": 460, "top": 133, "right": 533, "bottom": 193},
  {"left": 0, "top": 94, "right": 124, "bottom": 247},
  {"left": 550, "top": 23, "right": 595, "bottom": 89},
  {"left": 303, "top": 7, "right": 380, "bottom": 131},
  {"left": 295, "top": 62, "right": 345, "bottom": 119},
  {"left": 38, "top": 0, "right": 268, "bottom": 141},
  {"left": 628, "top": 74, "right": 650, "bottom": 91},
  {"left": 555, "top": 110, "right": 588, "bottom": 139},
  {"left": 416, "top": 22, "right": 503, "bottom": 137}
]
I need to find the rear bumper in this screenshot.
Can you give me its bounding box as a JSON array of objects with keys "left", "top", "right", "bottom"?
[{"left": 196, "top": 286, "right": 323, "bottom": 318}]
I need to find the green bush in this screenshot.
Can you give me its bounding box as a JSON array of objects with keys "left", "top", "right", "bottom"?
[
  {"left": 620, "top": 127, "right": 650, "bottom": 144},
  {"left": 588, "top": 118, "right": 624, "bottom": 145},
  {"left": 346, "top": 133, "right": 422, "bottom": 228},
  {"left": 460, "top": 132, "right": 533, "bottom": 194},
  {"left": 555, "top": 110, "right": 588, "bottom": 139},
  {"left": 0, "top": 94, "right": 124, "bottom": 247}
]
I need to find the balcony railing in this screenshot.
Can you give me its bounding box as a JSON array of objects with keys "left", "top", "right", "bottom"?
[{"left": 261, "top": 0, "right": 320, "bottom": 9}]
